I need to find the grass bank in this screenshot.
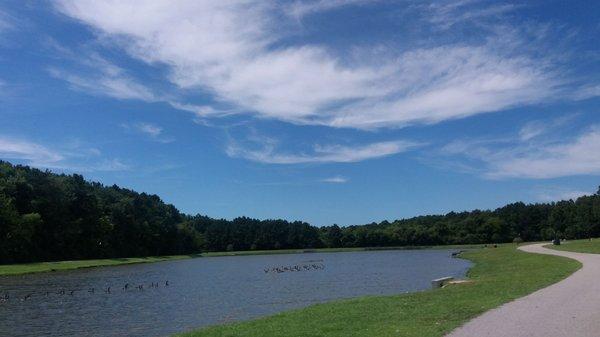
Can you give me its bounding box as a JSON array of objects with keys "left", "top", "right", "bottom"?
[
  {"left": 0, "top": 254, "right": 200, "bottom": 276},
  {"left": 547, "top": 238, "right": 600, "bottom": 254},
  {"left": 176, "top": 244, "right": 580, "bottom": 337}
]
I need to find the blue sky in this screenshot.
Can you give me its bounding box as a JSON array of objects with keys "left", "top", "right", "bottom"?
[{"left": 1, "top": 1, "right": 599, "bottom": 226}]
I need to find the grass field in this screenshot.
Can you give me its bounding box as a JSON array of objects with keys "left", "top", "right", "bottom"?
[
  {"left": 0, "top": 254, "right": 200, "bottom": 276},
  {"left": 176, "top": 244, "right": 580, "bottom": 337},
  {"left": 547, "top": 238, "right": 600, "bottom": 254},
  {"left": 0, "top": 244, "right": 486, "bottom": 276}
]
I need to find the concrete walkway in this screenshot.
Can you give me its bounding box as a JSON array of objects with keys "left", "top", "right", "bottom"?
[{"left": 446, "top": 243, "right": 600, "bottom": 337}]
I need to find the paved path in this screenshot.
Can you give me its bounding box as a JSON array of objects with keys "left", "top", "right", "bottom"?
[{"left": 446, "top": 243, "right": 600, "bottom": 337}]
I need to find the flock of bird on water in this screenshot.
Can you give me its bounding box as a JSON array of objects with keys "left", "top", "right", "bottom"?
[
  {"left": 1, "top": 260, "right": 327, "bottom": 303},
  {"left": 264, "top": 261, "right": 326, "bottom": 274},
  {"left": 0, "top": 280, "right": 170, "bottom": 303}
]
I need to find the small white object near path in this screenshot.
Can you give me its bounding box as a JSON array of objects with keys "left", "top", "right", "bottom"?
[{"left": 446, "top": 243, "right": 600, "bottom": 337}]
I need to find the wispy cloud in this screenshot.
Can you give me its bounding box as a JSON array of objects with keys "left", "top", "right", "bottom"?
[
  {"left": 47, "top": 55, "right": 157, "bottom": 102},
  {"left": 573, "top": 84, "right": 600, "bottom": 101},
  {"left": 0, "top": 8, "right": 18, "bottom": 46},
  {"left": 0, "top": 79, "right": 6, "bottom": 100},
  {"left": 487, "top": 127, "right": 600, "bottom": 179},
  {"left": 54, "top": 1, "right": 573, "bottom": 130},
  {"left": 440, "top": 124, "right": 600, "bottom": 179},
  {"left": 0, "top": 10, "right": 12, "bottom": 33},
  {"left": 535, "top": 187, "right": 594, "bottom": 202},
  {"left": 518, "top": 121, "right": 547, "bottom": 141},
  {"left": 120, "top": 122, "right": 174, "bottom": 143},
  {"left": 45, "top": 44, "right": 228, "bottom": 118},
  {"left": 0, "top": 8, "right": 19, "bottom": 35},
  {"left": 518, "top": 115, "right": 575, "bottom": 141},
  {"left": 0, "top": 137, "right": 65, "bottom": 165},
  {"left": 226, "top": 134, "right": 420, "bottom": 164},
  {"left": 284, "top": 0, "right": 373, "bottom": 19},
  {"left": 92, "top": 158, "right": 131, "bottom": 172},
  {"left": 423, "top": 0, "right": 521, "bottom": 30},
  {"left": 321, "top": 175, "right": 348, "bottom": 183},
  {"left": 0, "top": 136, "right": 130, "bottom": 172},
  {"left": 135, "top": 122, "right": 162, "bottom": 137}
]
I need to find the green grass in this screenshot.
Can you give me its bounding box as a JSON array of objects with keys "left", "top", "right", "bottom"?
[
  {"left": 0, "top": 254, "right": 201, "bottom": 276},
  {"left": 547, "top": 238, "right": 600, "bottom": 254},
  {"left": 176, "top": 244, "right": 580, "bottom": 337}
]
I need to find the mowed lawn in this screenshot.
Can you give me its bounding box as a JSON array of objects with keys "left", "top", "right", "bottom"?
[
  {"left": 548, "top": 238, "right": 600, "bottom": 254},
  {"left": 176, "top": 244, "right": 580, "bottom": 337}
]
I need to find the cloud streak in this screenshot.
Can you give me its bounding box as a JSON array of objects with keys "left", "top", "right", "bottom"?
[
  {"left": 423, "top": 0, "right": 521, "bottom": 30},
  {"left": 47, "top": 55, "right": 157, "bottom": 102},
  {"left": 487, "top": 127, "right": 600, "bottom": 179},
  {"left": 227, "top": 138, "right": 420, "bottom": 164},
  {"left": 441, "top": 124, "right": 600, "bottom": 179},
  {"left": 321, "top": 175, "right": 348, "bottom": 183},
  {"left": 120, "top": 122, "right": 175, "bottom": 143},
  {"left": 45, "top": 47, "right": 207, "bottom": 116},
  {"left": 0, "top": 8, "right": 17, "bottom": 36},
  {"left": 0, "top": 137, "right": 64, "bottom": 164},
  {"left": 284, "top": 0, "right": 373, "bottom": 19},
  {"left": 135, "top": 122, "right": 162, "bottom": 137},
  {"left": 535, "top": 188, "right": 594, "bottom": 202},
  {"left": 54, "top": 0, "right": 567, "bottom": 130},
  {"left": 0, "top": 136, "right": 130, "bottom": 172}
]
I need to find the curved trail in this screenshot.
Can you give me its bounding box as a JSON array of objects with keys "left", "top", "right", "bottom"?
[{"left": 446, "top": 243, "right": 600, "bottom": 337}]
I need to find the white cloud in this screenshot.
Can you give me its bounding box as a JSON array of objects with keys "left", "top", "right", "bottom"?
[
  {"left": 54, "top": 0, "right": 563, "bottom": 130},
  {"left": 121, "top": 122, "right": 175, "bottom": 143},
  {"left": 0, "top": 137, "right": 64, "bottom": 164},
  {"left": 44, "top": 42, "right": 159, "bottom": 101},
  {"left": 167, "top": 102, "right": 232, "bottom": 117},
  {"left": 517, "top": 116, "right": 574, "bottom": 141},
  {"left": 46, "top": 46, "right": 228, "bottom": 117},
  {"left": 519, "top": 121, "right": 547, "bottom": 141},
  {"left": 134, "top": 122, "right": 162, "bottom": 137},
  {"left": 0, "top": 136, "right": 130, "bottom": 172},
  {"left": 285, "top": 0, "right": 372, "bottom": 19},
  {"left": 321, "top": 175, "right": 348, "bottom": 183},
  {"left": 441, "top": 125, "right": 600, "bottom": 179},
  {"left": 487, "top": 127, "right": 600, "bottom": 179},
  {"left": 574, "top": 84, "right": 600, "bottom": 101},
  {"left": 48, "top": 59, "right": 157, "bottom": 102},
  {"left": 226, "top": 137, "right": 420, "bottom": 164},
  {"left": 536, "top": 188, "right": 593, "bottom": 202},
  {"left": 424, "top": 0, "right": 520, "bottom": 30}
]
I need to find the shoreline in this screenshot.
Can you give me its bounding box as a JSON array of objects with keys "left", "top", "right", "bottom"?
[{"left": 0, "top": 244, "right": 487, "bottom": 277}]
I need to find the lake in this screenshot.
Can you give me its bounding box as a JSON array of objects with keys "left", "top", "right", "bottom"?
[{"left": 0, "top": 249, "right": 471, "bottom": 337}]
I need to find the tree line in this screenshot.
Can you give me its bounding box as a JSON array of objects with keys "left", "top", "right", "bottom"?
[{"left": 1, "top": 160, "right": 599, "bottom": 263}]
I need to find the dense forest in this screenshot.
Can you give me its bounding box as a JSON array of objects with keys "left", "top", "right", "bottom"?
[{"left": 1, "top": 160, "right": 599, "bottom": 263}]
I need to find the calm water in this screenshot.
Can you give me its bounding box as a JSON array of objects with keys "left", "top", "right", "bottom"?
[{"left": 0, "top": 250, "right": 471, "bottom": 337}]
